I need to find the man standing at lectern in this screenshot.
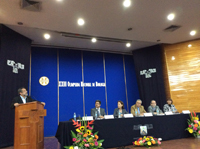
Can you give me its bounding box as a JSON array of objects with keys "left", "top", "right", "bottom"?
[{"left": 10, "top": 87, "right": 45, "bottom": 109}]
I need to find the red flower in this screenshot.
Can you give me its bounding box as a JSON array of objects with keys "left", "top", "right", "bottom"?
[{"left": 194, "top": 111, "right": 196, "bottom": 117}]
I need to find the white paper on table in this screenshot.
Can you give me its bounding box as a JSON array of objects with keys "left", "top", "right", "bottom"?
[
  {"left": 157, "top": 113, "right": 165, "bottom": 116},
  {"left": 138, "top": 115, "right": 145, "bottom": 117},
  {"left": 144, "top": 113, "right": 153, "bottom": 117},
  {"left": 124, "top": 114, "right": 134, "bottom": 118},
  {"left": 104, "top": 115, "right": 114, "bottom": 119}
]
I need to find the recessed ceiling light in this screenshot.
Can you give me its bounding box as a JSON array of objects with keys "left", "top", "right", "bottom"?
[
  {"left": 77, "top": 18, "right": 85, "bottom": 26},
  {"left": 44, "top": 33, "right": 50, "bottom": 39},
  {"left": 188, "top": 44, "right": 192, "bottom": 48},
  {"left": 123, "top": 0, "right": 131, "bottom": 7},
  {"left": 190, "top": 30, "right": 196, "bottom": 36},
  {"left": 171, "top": 56, "right": 175, "bottom": 60},
  {"left": 126, "top": 43, "right": 131, "bottom": 47},
  {"left": 91, "top": 38, "right": 97, "bottom": 43},
  {"left": 167, "top": 13, "right": 175, "bottom": 21},
  {"left": 56, "top": 0, "right": 63, "bottom": 1}
]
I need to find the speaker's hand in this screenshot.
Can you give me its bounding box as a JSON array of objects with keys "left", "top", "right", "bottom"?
[
  {"left": 41, "top": 102, "right": 45, "bottom": 106},
  {"left": 14, "top": 103, "right": 19, "bottom": 107}
]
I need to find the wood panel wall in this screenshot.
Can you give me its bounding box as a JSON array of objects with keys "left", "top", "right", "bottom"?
[{"left": 163, "top": 39, "right": 200, "bottom": 112}]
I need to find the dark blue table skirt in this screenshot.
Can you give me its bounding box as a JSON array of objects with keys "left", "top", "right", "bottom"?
[{"left": 55, "top": 113, "right": 199, "bottom": 148}]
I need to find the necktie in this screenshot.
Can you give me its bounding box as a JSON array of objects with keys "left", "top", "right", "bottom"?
[
  {"left": 153, "top": 107, "right": 155, "bottom": 112},
  {"left": 97, "top": 109, "right": 100, "bottom": 117},
  {"left": 138, "top": 107, "right": 140, "bottom": 114}
]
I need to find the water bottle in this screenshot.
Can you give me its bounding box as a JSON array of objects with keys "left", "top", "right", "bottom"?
[
  {"left": 95, "top": 111, "right": 97, "bottom": 119},
  {"left": 156, "top": 109, "right": 159, "bottom": 115},
  {"left": 118, "top": 111, "right": 121, "bottom": 118},
  {"left": 172, "top": 108, "right": 175, "bottom": 113},
  {"left": 135, "top": 110, "right": 137, "bottom": 117},
  {"left": 74, "top": 113, "right": 76, "bottom": 121}
]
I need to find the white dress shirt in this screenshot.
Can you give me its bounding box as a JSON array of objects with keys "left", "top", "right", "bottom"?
[{"left": 20, "top": 95, "right": 27, "bottom": 104}]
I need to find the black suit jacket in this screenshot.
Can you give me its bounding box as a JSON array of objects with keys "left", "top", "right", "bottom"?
[{"left": 10, "top": 96, "right": 37, "bottom": 109}]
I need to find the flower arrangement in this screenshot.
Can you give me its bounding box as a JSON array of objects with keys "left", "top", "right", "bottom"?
[
  {"left": 186, "top": 111, "right": 200, "bottom": 137},
  {"left": 64, "top": 119, "right": 104, "bottom": 149},
  {"left": 133, "top": 136, "right": 161, "bottom": 148}
]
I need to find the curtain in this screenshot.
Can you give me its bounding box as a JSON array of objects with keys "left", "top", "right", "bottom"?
[
  {"left": 0, "top": 25, "right": 31, "bottom": 147},
  {"left": 132, "top": 45, "right": 166, "bottom": 111}
]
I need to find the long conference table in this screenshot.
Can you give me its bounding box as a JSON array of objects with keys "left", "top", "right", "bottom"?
[{"left": 55, "top": 113, "right": 199, "bottom": 149}]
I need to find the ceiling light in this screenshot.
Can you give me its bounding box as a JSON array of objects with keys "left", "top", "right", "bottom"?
[
  {"left": 167, "top": 13, "right": 175, "bottom": 21},
  {"left": 91, "top": 38, "right": 97, "bottom": 43},
  {"left": 44, "top": 33, "right": 50, "bottom": 39},
  {"left": 56, "top": 0, "right": 63, "bottom": 1},
  {"left": 77, "top": 18, "right": 85, "bottom": 26},
  {"left": 171, "top": 56, "right": 175, "bottom": 60},
  {"left": 126, "top": 43, "right": 131, "bottom": 47},
  {"left": 123, "top": 0, "right": 131, "bottom": 7},
  {"left": 188, "top": 44, "right": 192, "bottom": 48},
  {"left": 190, "top": 30, "right": 196, "bottom": 36}
]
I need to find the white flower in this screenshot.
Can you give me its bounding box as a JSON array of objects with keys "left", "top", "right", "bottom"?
[
  {"left": 158, "top": 138, "right": 162, "bottom": 141},
  {"left": 91, "top": 135, "right": 94, "bottom": 138},
  {"left": 74, "top": 146, "right": 78, "bottom": 149}
]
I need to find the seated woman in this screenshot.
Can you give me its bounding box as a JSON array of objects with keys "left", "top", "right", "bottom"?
[
  {"left": 163, "top": 99, "right": 178, "bottom": 113},
  {"left": 113, "top": 100, "right": 128, "bottom": 118}
]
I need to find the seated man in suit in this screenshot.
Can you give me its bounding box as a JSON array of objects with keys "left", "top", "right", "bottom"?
[
  {"left": 148, "top": 100, "right": 163, "bottom": 115},
  {"left": 91, "top": 100, "right": 106, "bottom": 119},
  {"left": 131, "top": 99, "right": 146, "bottom": 116},
  {"left": 10, "top": 87, "right": 45, "bottom": 109}
]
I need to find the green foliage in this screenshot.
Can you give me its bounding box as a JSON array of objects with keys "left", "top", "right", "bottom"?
[{"left": 71, "top": 130, "right": 77, "bottom": 139}]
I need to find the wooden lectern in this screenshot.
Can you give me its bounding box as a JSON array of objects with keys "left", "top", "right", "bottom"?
[{"left": 14, "top": 101, "right": 46, "bottom": 149}]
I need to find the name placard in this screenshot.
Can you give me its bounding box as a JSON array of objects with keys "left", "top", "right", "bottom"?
[
  {"left": 82, "top": 116, "right": 93, "bottom": 121},
  {"left": 165, "top": 112, "right": 173, "bottom": 115},
  {"left": 104, "top": 115, "right": 114, "bottom": 119},
  {"left": 124, "top": 114, "right": 134, "bottom": 118},
  {"left": 144, "top": 113, "right": 153, "bottom": 117},
  {"left": 182, "top": 110, "right": 190, "bottom": 114}
]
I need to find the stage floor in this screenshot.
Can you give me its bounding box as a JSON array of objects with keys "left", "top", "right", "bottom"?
[{"left": 2, "top": 137, "right": 200, "bottom": 149}]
